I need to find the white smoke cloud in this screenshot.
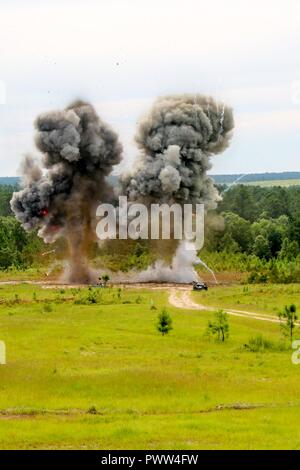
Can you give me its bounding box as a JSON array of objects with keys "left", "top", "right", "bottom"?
[{"left": 138, "top": 241, "right": 200, "bottom": 283}]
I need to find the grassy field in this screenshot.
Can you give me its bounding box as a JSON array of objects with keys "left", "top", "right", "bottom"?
[
  {"left": 192, "top": 283, "right": 300, "bottom": 316},
  {"left": 0, "top": 267, "right": 49, "bottom": 281},
  {"left": 245, "top": 179, "right": 300, "bottom": 187},
  {"left": 0, "top": 283, "right": 300, "bottom": 449}
]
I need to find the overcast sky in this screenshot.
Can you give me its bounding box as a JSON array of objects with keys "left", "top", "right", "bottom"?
[{"left": 0, "top": 0, "right": 300, "bottom": 176}]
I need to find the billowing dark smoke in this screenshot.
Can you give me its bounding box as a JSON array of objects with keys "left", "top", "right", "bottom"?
[
  {"left": 122, "top": 94, "right": 234, "bottom": 282},
  {"left": 11, "top": 100, "right": 122, "bottom": 283},
  {"left": 122, "top": 94, "right": 234, "bottom": 210},
  {"left": 10, "top": 94, "right": 233, "bottom": 285}
]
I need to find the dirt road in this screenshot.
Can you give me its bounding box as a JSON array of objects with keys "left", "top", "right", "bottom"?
[
  {"left": 168, "top": 288, "right": 283, "bottom": 324},
  {"left": 0, "top": 279, "right": 286, "bottom": 325}
]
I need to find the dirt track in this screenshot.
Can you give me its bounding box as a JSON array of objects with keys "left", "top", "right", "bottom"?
[
  {"left": 0, "top": 279, "right": 285, "bottom": 325},
  {"left": 168, "top": 288, "right": 283, "bottom": 324}
]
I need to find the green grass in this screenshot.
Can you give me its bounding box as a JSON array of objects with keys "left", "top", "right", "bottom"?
[
  {"left": 192, "top": 283, "right": 300, "bottom": 316},
  {"left": 0, "top": 267, "right": 48, "bottom": 281},
  {"left": 245, "top": 179, "right": 300, "bottom": 187},
  {"left": 0, "top": 284, "right": 300, "bottom": 449}
]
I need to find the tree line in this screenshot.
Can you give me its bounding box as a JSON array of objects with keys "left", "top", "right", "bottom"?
[
  {"left": 0, "top": 183, "right": 300, "bottom": 280},
  {"left": 221, "top": 186, "right": 300, "bottom": 257},
  {"left": 204, "top": 184, "right": 300, "bottom": 282}
]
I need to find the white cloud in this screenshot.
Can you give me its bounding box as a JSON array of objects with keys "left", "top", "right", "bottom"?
[
  {"left": 238, "top": 109, "right": 300, "bottom": 133},
  {"left": 1, "top": 0, "right": 300, "bottom": 70},
  {"left": 1, "top": 0, "right": 300, "bottom": 175}
]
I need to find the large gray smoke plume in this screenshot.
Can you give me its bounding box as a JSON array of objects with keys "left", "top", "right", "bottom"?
[
  {"left": 10, "top": 94, "right": 233, "bottom": 285},
  {"left": 122, "top": 94, "right": 234, "bottom": 210},
  {"left": 11, "top": 100, "right": 122, "bottom": 283},
  {"left": 122, "top": 94, "right": 234, "bottom": 282}
]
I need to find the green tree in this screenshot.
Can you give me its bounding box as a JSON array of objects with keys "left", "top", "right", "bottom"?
[
  {"left": 251, "top": 217, "right": 288, "bottom": 258},
  {"left": 157, "top": 308, "right": 173, "bottom": 336},
  {"left": 252, "top": 235, "right": 271, "bottom": 259},
  {"left": 279, "top": 238, "right": 299, "bottom": 261},
  {"left": 261, "top": 187, "right": 290, "bottom": 219},
  {"left": 220, "top": 232, "right": 240, "bottom": 253},
  {"left": 221, "top": 212, "right": 253, "bottom": 253},
  {"left": 289, "top": 218, "right": 300, "bottom": 246},
  {"left": 100, "top": 274, "right": 110, "bottom": 287},
  {"left": 0, "top": 185, "right": 15, "bottom": 216},
  {"left": 218, "top": 185, "right": 258, "bottom": 222},
  {"left": 279, "top": 304, "right": 298, "bottom": 344},
  {"left": 133, "top": 242, "right": 146, "bottom": 257},
  {"left": 207, "top": 310, "right": 229, "bottom": 342}
]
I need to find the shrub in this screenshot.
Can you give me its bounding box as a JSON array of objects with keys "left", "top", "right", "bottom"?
[
  {"left": 244, "top": 335, "right": 274, "bottom": 352},
  {"left": 279, "top": 304, "right": 298, "bottom": 344},
  {"left": 244, "top": 334, "right": 286, "bottom": 352},
  {"left": 206, "top": 310, "right": 229, "bottom": 342},
  {"left": 87, "top": 406, "right": 97, "bottom": 415},
  {"left": 100, "top": 274, "right": 110, "bottom": 287},
  {"left": 43, "top": 303, "right": 53, "bottom": 313},
  {"left": 157, "top": 308, "right": 173, "bottom": 336},
  {"left": 74, "top": 289, "right": 102, "bottom": 305}
]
